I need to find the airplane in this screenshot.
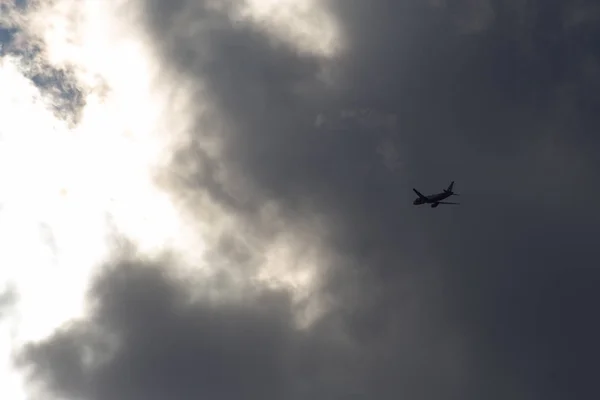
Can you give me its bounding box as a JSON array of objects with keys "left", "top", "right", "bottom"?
[{"left": 413, "top": 181, "right": 460, "bottom": 208}]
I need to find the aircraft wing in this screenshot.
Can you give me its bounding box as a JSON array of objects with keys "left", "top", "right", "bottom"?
[
  {"left": 412, "top": 188, "right": 426, "bottom": 199},
  {"left": 437, "top": 201, "right": 460, "bottom": 205}
]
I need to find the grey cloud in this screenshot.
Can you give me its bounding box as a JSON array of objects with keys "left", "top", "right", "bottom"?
[
  {"left": 29, "top": 63, "right": 86, "bottom": 126},
  {"left": 17, "top": 259, "right": 467, "bottom": 400},
  {"left": 17, "top": 260, "right": 294, "bottom": 400},
  {"left": 0, "top": 286, "right": 16, "bottom": 319},
  {"left": 0, "top": 26, "right": 86, "bottom": 126},
  {"left": 17, "top": 0, "right": 600, "bottom": 399}
]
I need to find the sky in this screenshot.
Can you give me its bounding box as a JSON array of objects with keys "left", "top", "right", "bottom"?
[{"left": 0, "top": 0, "right": 600, "bottom": 399}]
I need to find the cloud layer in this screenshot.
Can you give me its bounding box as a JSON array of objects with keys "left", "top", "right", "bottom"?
[{"left": 10, "top": 1, "right": 600, "bottom": 399}]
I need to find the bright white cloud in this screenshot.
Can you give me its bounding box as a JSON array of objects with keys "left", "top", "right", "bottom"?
[
  {"left": 0, "top": 2, "right": 201, "bottom": 399},
  {"left": 0, "top": 0, "right": 342, "bottom": 399},
  {"left": 236, "top": 0, "right": 343, "bottom": 57}
]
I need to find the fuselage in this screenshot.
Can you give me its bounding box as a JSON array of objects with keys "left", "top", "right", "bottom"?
[{"left": 413, "top": 191, "right": 451, "bottom": 205}]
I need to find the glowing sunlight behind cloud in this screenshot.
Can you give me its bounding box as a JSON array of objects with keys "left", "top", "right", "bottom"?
[
  {"left": 236, "top": 0, "right": 342, "bottom": 56},
  {"left": 0, "top": 1, "right": 341, "bottom": 399},
  {"left": 0, "top": 1, "right": 202, "bottom": 399}
]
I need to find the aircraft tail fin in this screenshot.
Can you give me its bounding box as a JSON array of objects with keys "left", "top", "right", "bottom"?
[{"left": 445, "top": 181, "right": 455, "bottom": 193}]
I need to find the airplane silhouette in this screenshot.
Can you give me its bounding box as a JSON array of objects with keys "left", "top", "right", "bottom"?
[{"left": 413, "top": 181, "right": 460, "bottom": 208}]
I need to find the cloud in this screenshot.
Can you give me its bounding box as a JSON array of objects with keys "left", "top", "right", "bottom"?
[
  {"left": 0, "top": 6, "right": 207, "bottom": 398},
  {"left": 10, "top": 0, "right": 600, "bottom": 399},
  {"left": 135, "top": 0, "right": 600, "bottom": 398},
  {"left": 17, "top": 257, "right": 468, "bottom": 400},
  {"left": 0, "top": 286, "right": 16, "bottom": 319},
  {"left": 16, "top": 261, "right": 302, "bottom": 400},
  {"left": 0, "top": 9, "right": 86, "bottom": 126}
]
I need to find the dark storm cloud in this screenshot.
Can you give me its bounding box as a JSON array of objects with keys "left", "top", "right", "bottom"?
[
  {"left": 17, "top": 259, "right": 465, "bottom": 400},
  {"left": 18, "top": 0, "right": 600, "bottom": 399},
  {"left": 17, "top": 261, "right": 295, "bottom": 400}
]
